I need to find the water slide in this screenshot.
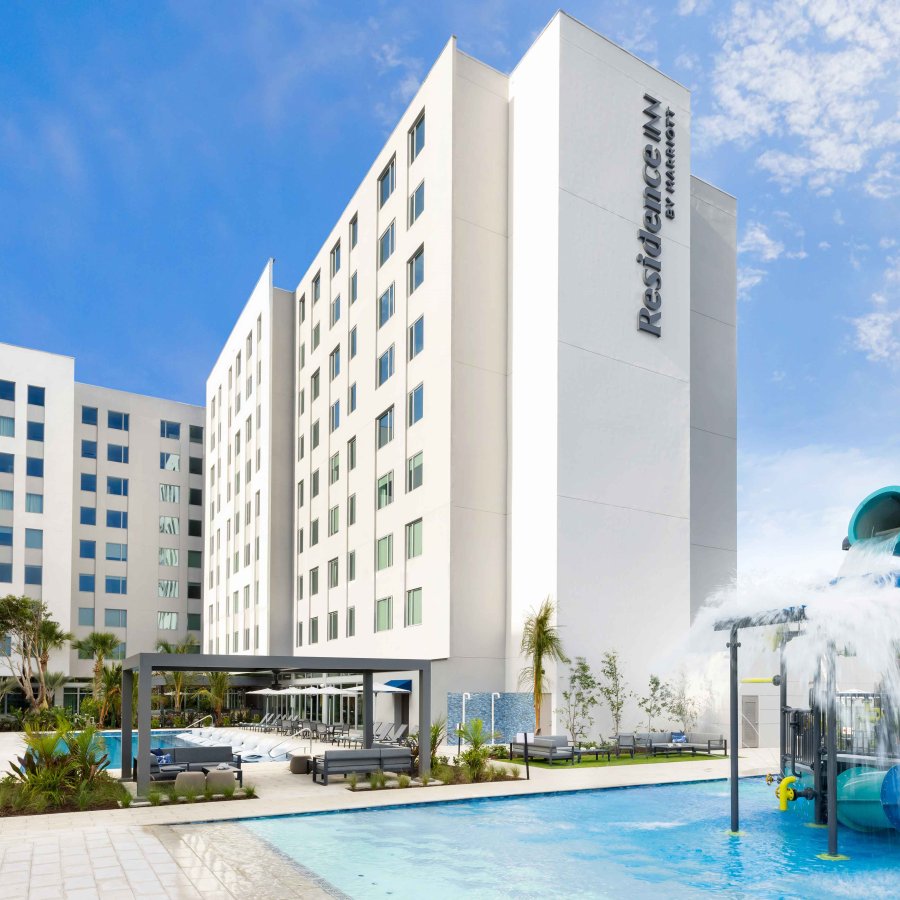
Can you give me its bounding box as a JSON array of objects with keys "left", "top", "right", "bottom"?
[{"left": 835, "top": 766, "right": 900, "bottom": 832}]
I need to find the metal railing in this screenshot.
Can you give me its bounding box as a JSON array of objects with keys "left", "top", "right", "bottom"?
[{"left": 185, "top": 714, "right": 213, "bottom": 729}]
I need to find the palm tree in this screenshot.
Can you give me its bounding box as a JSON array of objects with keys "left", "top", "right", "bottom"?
[
  {"left": 98, "top": 663, "right": 122, "bottom": 728},
  {"left": 72, "top": 632, "right": 121, "bottom": 701},
  {"left": 41, "top": 671, "right": 69, "bottom": 708},
  {"left": 194, "top": 671, "right": 230, "bottom": 725},
  {"left": 156, "top": 638, "right": 197, "bottom": 712},
  {"left": 519, "top": 597, "right": 569, "bottom": 734},
  {"left": 35, "top": 620, "right": 72, "bottom": 708}
]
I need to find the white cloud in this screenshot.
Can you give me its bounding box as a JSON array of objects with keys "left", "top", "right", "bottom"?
[
  {"left": 771, "top": 369, "right": 786, "bottom": 382},
  {"left": 738, "top": 266, "right": 766, "bottom": 298},
  {"left": 674, "top": 51, "right": 700, "bottom": 71},
  {"left": 738, "top": 222, "right": 784, "bottom": 261},
  {"left": 677, "top": 0, "right": 712, "bottom": 14},
  {"left": 851, "top": 308, "right": 900, "bottom": 362},
  {"left": 880, "top": 237, "right": 898, "bottom": 249},
  {"left": 864, "top": 152, "right": 900, "bottom": 199},
  {"left": 697, "top": 2, "right": 900, "bottom": 195},
  {"left": 372, "top": 41, "right": 424, "bottom": 128},
  {"left": 818, "top": 241, "right": 831, "bottom": 250}
]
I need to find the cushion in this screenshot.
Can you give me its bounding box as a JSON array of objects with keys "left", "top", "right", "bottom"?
[
  {"left": 671, "top": 732, "right": 687, "bottom": 744},
  {"left": 157, "top": 753, "right": 172, "bottom": 765}
]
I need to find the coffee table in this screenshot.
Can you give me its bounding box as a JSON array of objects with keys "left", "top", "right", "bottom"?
[{"left": 201, "top": 765, "right": 243, "bottom": 786}]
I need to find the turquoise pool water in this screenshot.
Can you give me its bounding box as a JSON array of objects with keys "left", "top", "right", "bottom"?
[
  {"left": 244, "top": 778, "right": 900, "bottom": 898},
  {"left": 95, "top": 730, "right": 192, "bottom": 770}
]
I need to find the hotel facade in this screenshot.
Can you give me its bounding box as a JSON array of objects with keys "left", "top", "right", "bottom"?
[{"left": 205, "top": 12, "right": 737, "bottom": 732}]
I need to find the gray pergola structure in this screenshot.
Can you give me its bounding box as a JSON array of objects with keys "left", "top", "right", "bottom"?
[{"left": 121, "top": 653, "right": 432, "bottom": 795}]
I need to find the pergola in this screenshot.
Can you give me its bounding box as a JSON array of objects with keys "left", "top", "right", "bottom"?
[{"left": 121, "top": 653, "right": 432, "bottom": 795}]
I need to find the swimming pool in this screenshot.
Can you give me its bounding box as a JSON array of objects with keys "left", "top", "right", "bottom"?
[
  {"left": 94, "top": 730, "right": 192, "bottom": 770},
  {"left": 244, "top": 778, "right": 900, "bottom": 898}
]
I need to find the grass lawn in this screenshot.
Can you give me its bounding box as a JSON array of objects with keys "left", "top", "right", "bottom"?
[{"left": 508, "top": 752, "right": 728, "bottom": 770}]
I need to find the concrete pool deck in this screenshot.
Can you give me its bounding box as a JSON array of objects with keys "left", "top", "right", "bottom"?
[{"left": 0, "top": 730, "right": 779, "bottom": 898}]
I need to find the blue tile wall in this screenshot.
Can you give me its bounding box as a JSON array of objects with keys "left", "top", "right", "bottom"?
[{"left": 446, "top": 692, "right": 534, "bottom": 744}]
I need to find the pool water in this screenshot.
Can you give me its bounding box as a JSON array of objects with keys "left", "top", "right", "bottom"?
[
  {"left": 244, "top": 778, "right": 900, "bottom": 898},
  {"left": 94, "top": 730, "right": 192, "bottom": 770}
]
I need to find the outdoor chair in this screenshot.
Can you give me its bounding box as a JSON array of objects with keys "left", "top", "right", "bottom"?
[{"left": 613, "top": 734, "right": 637, "bottom": 758}]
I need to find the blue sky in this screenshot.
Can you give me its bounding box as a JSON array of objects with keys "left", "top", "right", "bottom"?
[{"left": 1, "top": 1, "right": 898, "bottom": 574}]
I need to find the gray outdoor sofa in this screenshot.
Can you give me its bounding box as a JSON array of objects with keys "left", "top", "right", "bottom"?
[
  {"left": 133, "top": 745, "right": 243, "bottom": 784},
  {"left": 649, "top": 732, "right": 727, "bottom": 756},
  {"left": 509, "top": 735, "right": 575, "bottom": 765},
  {"left": 311, "top": 746, "right": 414, "bottom": 785}
]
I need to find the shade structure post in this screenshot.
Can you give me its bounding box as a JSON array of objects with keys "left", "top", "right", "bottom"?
[
  {"left": 363, "top": 672, "right": 374, "bottom": 748},
  {"left": 418, "top": 664, "right": 431, "bottom": 778},
  {"left": 826, "top": 645, "right": 839, "bottom": 857},
  {"left": 729, "top": 625, "right": 740, "bottom": 833},
  {"left": 136, "top": 656, "right": 153, "bottom": 795},
  {"left": 120, "top": 668, "right": 133, "bottom": 781}
]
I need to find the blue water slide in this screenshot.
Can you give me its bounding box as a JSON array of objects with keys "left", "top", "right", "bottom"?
[
  {"left": 847, "top": 486, "right": 900, "bottom": 545},
  {"left": 835, "top": 765, "right": 900, "bottom": 832}
]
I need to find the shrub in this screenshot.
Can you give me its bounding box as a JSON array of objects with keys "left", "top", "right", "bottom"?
[
  {"left": 243, "top": 783, "right": 256, "bottom": 798},
  {"left": 488, "top": 745, "right": 509, "bottom": 760},
  {"left": 120, "top": 792, "right": 132, "bottom": 808},
  {"left": 508, "top": 765, "right": 519, "bottom": 780},
  {"left": 183, "top": 788, "right": 198, "bottom": 803},
  {"left": 347, "top": 772, "right": 359, "bottom": 791},
  {"left": 223, "top": 784, "right": 235, "bottom": 799},
  {"left": 420, "top": 773, "right": 431, "bottom": 786},
  {"left": 203, "top": 785, "right": 214, "bottom": 802},
  {"left": 398, "top": 774, "right": 410, "bottom": 788},
  {"left": 148, "top": 789, "right": 162, "bottom": 806},
  {"left": 368, "top": 770, "right": 387, "bottom": 790}
]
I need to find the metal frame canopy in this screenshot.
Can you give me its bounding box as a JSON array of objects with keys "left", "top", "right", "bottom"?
[{"left": 120, "top": 653, "right": 432, "bottom": 794}]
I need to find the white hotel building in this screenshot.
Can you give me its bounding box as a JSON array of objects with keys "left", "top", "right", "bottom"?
[{"left": 206, "top": 12, "right": 737, "bottom": 730}]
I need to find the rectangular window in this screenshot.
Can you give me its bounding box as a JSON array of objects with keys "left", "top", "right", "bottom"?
[
  {"left": 377, "top": 472, "right": 393, "bottom": 509},
  {"left": 310, "top": 566, "right": 319, "bottom": 595},
  {"left": 378, "top": 221, "right": 395, "bottom": 267},
  {"left": 27, "top": 385, "right": 44, "bottom": 407},
  {"left": 329, "top": 346, "right": 341, "bottom": 380},
  {"left": 407, "top": 451, "right": 423, "bottom": 491},
  {"left": 330, "top": 240, "right": 341, "bottom": 276},
  {"left": 160, "top": 452, "right": 180, "bottom": 471},
  {"left": 159, "top": 515, "right": 180, "bottom": 534},
  {"left": 106, "top": 542, "right": 128, "bottom": 561},
  {"left": 312, "top": 272, "right": 321, "bottom": 303},
  {"left": 25, "top": 527, "right": 42, "bottom": 549},
  {"left": 410, "top": 112, "right": 425, "bottom": 161},
  {"left": 158, "top": 580, "right": 179, "bottom": 598},
  {"left": 349, "top": 215, "right": 358, "bottom": 248},
  {"left": 80, "top": 539, "right": 96, "bottom": 559},
  {"left": 311, "top": 420, "right": 320, "bottom": 449},
  {"left": 297, "top": 479, "right": 305, "bottom": 508},
  {"left": 329, "top": 505, "right": 339, "bottom": 536},
  {"left": 0, "top": 416, "right": 14, "bottom": 437},
  {"left": 347, "top": 605, "right": 356, "bottom": 636},
  {"left": 408, "top": 316, "right": 424, "bottom": 360},
  {"left": 105, "top": 577, "right": 127, "bottom": 595},
  {"left": 408, "top": 246, "right": 425, "bottom": 293},
  {"left": 310, "top": 616, "right": 319, "bottom": 644},
  {"left": 311, "top": 469, "right": 320, "bottom": 498},
  {"left": 102, "top": 442, "right": 128, "bottom": 466},
  {"left": 81, "top": 439, "right": 97, "bottom": 459},
  {"left": 406, "top": 587, "right": 423, "bottom": 626},
  {"left": 189, "top": 456, "right": 203, "bottom": 475},
  {"left": 110, "top": 643, "right": 126, "bottom": 660},
  {"left": 377, "top": 407, "right": 394, "bottom": 449},
  {"left": 406, "top": 518, "right": 423, "bottom": 559},
  {"left": 375, "top": 596, "right": 393, "bottom": 632},
  {"left": 350, "top": 271, "right": 358, "bottom": 304},
  {"left": 330, "top": 452, "right": 340, "bottom": 484},
  {"left": 327, "top": 610, "right": 338, "bottom": 640},
  {"left": 409, "top": 181, "right": 425, "bottom": 225},
  {"left": 190, "top": 424, "right": 204, "bottom": 444},
  {"left": 25, "top": 493, "right": 43, "bottom": 513},
  {"left": 330, "top": 294, "right": 341, "bottom": 327},
  {"left": 0, "top": 489, "right": 12, "bottom": 511},
  {"left": 160, "top": 420, "right": 181, "bottom": 439},
  {"left": 330, "top": 401, "right": 340, "bottom": 433},
  {"left": 376, "top": 534, "right": 393, "bottom": 570},
  {"left": 188, "top": 549, "right": 202, "bottom": 568},
  {"left": 378, "top": 284, "right": 395, "bottom": 327},
  {"left": 187, "top": 612, "right": 202, "bottom": 631},
  {"left": 408, "top": 384, "right": 424, "bottom": 425},
  {"left": 311, "top": 519, "right": 319, "bottom": 546},
  {"left": 311, "top": 369, "right": 320, "bottom": 400},
  {"left": 0, "top": 562, "right": 10, "bottom": 583},
  {"left": 312, "top": 322, "right": 321, "bottom": 350},
  {"left": 0, "top": 525, "right": 10, "bottom": 546},
  {"left": 81, "top": 473, "right": 97, "bottom": 492},
  {"left": 296, "top": 621, "right": 303, "bottom": 646},
  {"left": 81, "top": 405, "right": 98, "bottom": 425},
  {"left": 328, "top": 556, "right": 339, "bottom": 588},
  {"left": 348, "top": 550, "right": 356, "bottom": 581},
  {"left": 79, "top": 574, "right": 95, "bottom": 592},
  {"left": 159, "top": 547, "right": 179, "bottom": 566},
  {"left": 378, "top": 345, "right": 395, "bottom": 386},
  {"left": 0, "top": 380, "right": 13, "bottom": 401},
  {"left": 26, "top": 421, "right": 44, "bottom": 442},
  {"left": 350, "top": 326, "right": 358, "bottom": 358},
  {"left": 24, "top": 565, "right": 42, "bottom": 585},
  {"left": 107, "top": 476, "right": 128, "bottom": 496},
  {"left": 189, "top": 487, "right": 203, "bottom": 505},
  {"left": 348, "top": 493, "right": 356, "bottom": 526},
  {"left": 348, "top": 383, "right": 357, "bottom": 413},
  {"left": 157, "top": 611, "right": 178, "bottom": 630},
  {"left": 107, "top": 509, "right": 128, "bottom": 528},
  {"left": 108, "top": 411, "right": 129, "bottom": 431},
  {"left": 378, "top": 157, "right": 396, "bottom": 207},
  {"left": 348, "top": 437, "right": 357, "bottom": 470},
  {"left": 0, "top": 453, "right": 12, "bottom": 473},
  {"left": 160, "top": 483, "right": 180, "bottom": 503},
  {"left": 105, "top": 608, "right": 127, "bottom": 627},
  {"left": 78, "top": 607, "right": 94, "bottom": 627}
]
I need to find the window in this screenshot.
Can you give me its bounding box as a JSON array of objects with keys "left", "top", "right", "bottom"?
[
  {"left": 189, "top": 456, "right": 203, "bottom": 475},
  {"left": 311, "top": 469, "right": 320, "bottom": 498},
  {"left": 312, "top": 272, "right": 321, "bottom": 303},
  {"left": 0, "top": 380, "right": 14, "bottom": 401},
  {"left": 25, "top": 493, "right": 43, "bottom": 513},
  {"left": 408, "top": 246, "right": 425, "bottom": 293},
  {"left": 330, "top": 294, "right": 341, "bottom": 327},
  {"left": 376, "top": 534, "right": 393, "bottom": 570},
  {"left": 110, "top": 643, "right": 126, "bottom": 660},
  {"left": 311, "top": 518, "right": 319, "bottom": 546},
  {"left": 80, "top": 539, "right": 96, "bottom": 559},
  {"left": 24, "top": 565, "right": 42, "bottom": 585},
  {"left": 348, "top": 383, "right": 357, "bottom": 413},
  {"left": 107, "top": 509, "right": 128, "bottom": 529},
  {"left": 0, "top": 489, "right": 12, "bottom": 510},
  {"left": 312, "top": 420, "right": 320, "bottom": 449},
  {"left": 108, "top": 444, "right": 129, "bottom": 464},
  {"left": 0, "top": 525, "right": 10, "bottom": 546},
  {"left": 310, "top": 566, "right": 319, "bottom": 595},
  {"left": 348, "top": 437, "right": 357, "bottom": 470},
  {"left": 347, "top": 605, "right": 356, "bottom": 636},
  {"left": 377, "top": 472, "right": 393, "bottom": 509},
  {"left": 296, "top": 621, "right": 303, "bottom": 646},
  {"left": 107, "top": 476, "right": 128, "bottom": 496},
  {"left": 26, "top": 421, "right": 44, "bottom": 442},
  {"left": 26, "top": 385, "right": 44, "bottom": 406},
  {"left": 350, "top": 271, "right": 358, "bottom": 304},
  {"left": 187, "top": 612, "right": 202, "bottom": 631},
  {"left": 160, "top": 420, "right": 180, "bottom": 439},
  {"left": 406, "top": 587, "right": 423, "bottom": 626},
  {"left": 310, "top": 616, "right": 319, "bottom": 644},
  {"left": 328, "top": 556, "right": 339, "bottom": 588},
  {"left": 159, "top": 547, "right": 179, "bottom": 566},
  {"left": 106, "top": 542, "right": 127, "bottom": 561},
  {"left": 406, "top": 518, "right": 423, "bottom": 559},
  {"left": 25, "top": 527, "right": 42, "bottom": 549},
  {"left": 350, "top": 326, "right": 358, "bottom": 358},
  {"left": 377, "top": 407, "right": 394, "bottom": 448},
  {"left": 105, "top": 576, "right": 127, "bottom": 595},
  {"left": 329, "top": 346, "right": 341, "bottom": 380},
  {"left": 160, "top": 452, "right": 180, "bottom": 472},
  {"left": 379, "top": 222, "right": 395, "bottom": 266},
  {"left": 189, "top": 518, "right": 202, "bottom": 537},
  {"left": 81, "top": 439, "right": 97, "bottom": 459},
  {"left": 157, "top": 611, "right": 178, "bottom": 630},
  {"left": 0, "top": 416, "right": 13, "bottom": 437},
  {"left": 409, "top": 181, "right": 425, "bottom": 225},
  {"left": 330, "top": 401, "right": 340, "bottom": 433},
  {"left": 78, "top": 607, "right": 94, "bottom": 627},
  {"left": 379, "top": 286, "right": 396, "bottom": 332},
  {"left": 329, "top": 505, "right": 339, "bottom": 536},
  {"left": 158, "top": 580, "right": 178, "bottom": 598},
  {"left": 378, "top": 158, "right": 396, "bottom": 207},
  {"left": 349, "top": 215, "right": 358, "bottom": 248},
  {"left": 408, "top": 384, "right": 424, "bottom": 425},
  {"left": 410, "top": 112, "right": 425, "bottom": 161},
  {"left": 407, "top": 451, "right": 423, "bottom": 492},
  {"left": 409, "top": 316, "right": 424, "bottom": 359},
  {"left": 108, "top": 411, "right": 129, "bottom": 431},
  {"left": 81, "top": 405, "right": 98, "bottom": 425},
  {"left": 312, "top": 322, "right": 321, "bottom": 351},
  {"left": 0, "top": 562, "right": 11, "bottom": 583},
  {"left": 190, "top": 424, "right": 204, "bottom": 444},
  {"left": 348, "top": 550, "right": 356, "bottom": 581},
  {"left": 79, "top": 574, "right": 95, "bottom": 592},
  {"left": 81, "top": 473, "right": 97, "bottom": 492},
  {"left": 330, "top": 240, "right": 341, "bottom": 276},
  {"left": 188, "top": 549, "right": 202, "bottom": 568},
  {"left": 330, "top": 452, "right": 340, "bottom": 484},
  {"left": 327, "top": 610, "right": 338, "bottom": 640},
  {"left": 159, "top": 515, "right": 180, "bottom": 534},
  {"left": 378, "top": 346, "right": 395, "bottom": 386},
  {"left": 160, "top": 483, "right": 180, "bottom": 503},
  {"left": 348, "top": 493, "right": 356, "bottom": 526},
  {"left": 375, "top": 596, "right": 393, "bottom": 632},
  {"left": 80, "top": 506, "right": 96, "bottom": 525},
  {"left": 0, "top": 453, "right": 12, "bottom": 473},
  {"left": 311, "top": 369, "right": 320, "bottom": 401},
  {"left": 105, "top": 608, "right": 127, "bottom": 627}
]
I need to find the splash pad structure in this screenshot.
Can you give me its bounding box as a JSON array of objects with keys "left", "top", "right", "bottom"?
[{"left": 715, "top": 486, "right": 900, "bottom": 860}]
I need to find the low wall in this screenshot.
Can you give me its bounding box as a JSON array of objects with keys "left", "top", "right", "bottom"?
[{"left": 446, "top": 692, "right": 533, "bottom": 744}]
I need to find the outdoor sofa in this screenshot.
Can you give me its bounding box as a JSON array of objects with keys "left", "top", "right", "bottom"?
[
  {"left": 133, "top": 745, "right": 243, "bottom": 785},
  {"left": 310, "top": 746, "right": 413, "bottom": 785},
  {"left": 648, "top": 732, "right": 727, "bottom": 757},
  {"left": 508, "top": 735, "right": 575, "bottom": 765}
]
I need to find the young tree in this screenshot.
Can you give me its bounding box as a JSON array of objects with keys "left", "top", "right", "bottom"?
[
  {"left": 519, "top": 597, "right": 569, "bottom": 734},
  {"left": 559, "top": 657, "right": 599, "bottom": 745},
  {"left": 35, "top": 620, "right": 72, "bottom": 708},
  {"left": 662, "top": 673, "right": 700, "bottom": 733},
  {"left": 195, "top": 671, "right": 231, "bottom": 725},
  {"left": 99, "top": 663, "right": 122, "bottom": 727},
  {"left": 72, "top": 632, "right": 121, "bottom": 701},
  {"left": 156, "top": 638, "right": 198, "bottom": 712},
  {"left": 638, "top": 674, "right": 666, "bottom": 735},
  {"left": 598, "top": 650, "right": 633, "bottom": 736}
]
